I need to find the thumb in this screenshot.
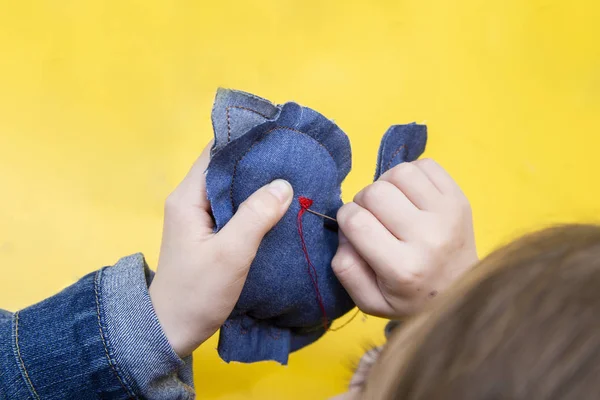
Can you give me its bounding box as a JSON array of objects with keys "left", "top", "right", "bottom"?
[{"left": 215, "top": 179, "right": 293, "bottom": 260}]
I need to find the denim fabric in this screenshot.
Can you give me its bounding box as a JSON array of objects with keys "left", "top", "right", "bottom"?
[
  {"left": 101, "top": 254, "right": 194, "bottom": 399},
  {"left": 0, "top": 309, "right": 10, "bottom": 320},
  {"left": 207, "top": 89, "right": 354, "bottom": 364},
  {"left": 0, "top": 255, "right": 194, "bottom": 399},
  {"left": 206, "top": 89, "right": 427, "bottom": 365},
  {"left": 375, "top": 123, "right": 428, "bottom": 180}
]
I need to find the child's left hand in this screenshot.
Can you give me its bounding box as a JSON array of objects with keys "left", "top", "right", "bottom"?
[{"left": 149, "top": 142, "right": 293, "bottom": 358}]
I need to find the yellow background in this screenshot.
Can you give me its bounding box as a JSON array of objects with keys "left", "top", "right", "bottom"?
[{"left": 1, "top": 1, "right": 599, "bottom": 398}]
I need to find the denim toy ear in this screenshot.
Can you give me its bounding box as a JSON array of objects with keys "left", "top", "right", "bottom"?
[
  {"left": 374, "top": 124, "right": 428, "bottom": 180},
  {"left": 210, "top": 88, "right": 281, "bottom": 156}
]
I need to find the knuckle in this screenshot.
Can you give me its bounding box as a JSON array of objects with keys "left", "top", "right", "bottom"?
[
  {"left": 331, "top": 251, "right": 359, "bottom": 276},
  {"left": 395, "top": 251, "right": 429, "bottom": 285},
  {"left": 389, "top": 162, "right": 418, "bottom": 184},
  {"left": 391, "top": 267, "right": 425, "bottom": 288},
  {"left": 336, "top": 203, "right": 354, "bottom": 226},
  {"left": 416, "top": 158, "right": 437, "bottom": 169},
  {"left": 423, "top": 231, "right": 452, "bottom": 252},
  {"left": 358, "top": 182, "right": 389, "bottom": 208},
  {"left": 449, "top": 192, "right": 470, "bottom": 208},
  {"left": 449, "top": 196, "right": 472, "bottom": 221},
  {"left": 352, "top": 189, "right": 365, "bottom": 205},
  {"left": 338, "top": 203, "right": 369, "bottom": 233}
]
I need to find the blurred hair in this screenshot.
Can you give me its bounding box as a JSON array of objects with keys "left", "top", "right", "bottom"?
[{"left": 364, "top": 224, "right": 600, "bottom": 400}]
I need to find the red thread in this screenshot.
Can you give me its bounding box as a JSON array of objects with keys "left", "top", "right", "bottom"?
[
  {"left": 329, "top": 308, "right": 360, "bottom": 331},
  {"left": 297, "top": 196, "right": 330, "bottom": 330},
  {"left": 385, "top": 145, "right": 406, "bottom": 170}
]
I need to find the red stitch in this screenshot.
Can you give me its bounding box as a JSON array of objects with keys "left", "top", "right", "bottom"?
[
  {"left": 385, "top": 145, "right": 406, "bottom": 171},
  {"left": 298, "top": 196, "right": 313, "bottom": 209},
  {"left": 297, "top": 196, "right": 329, "bottom": 330}
]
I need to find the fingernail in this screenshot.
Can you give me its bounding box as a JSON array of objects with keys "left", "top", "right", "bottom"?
[{"left": 268, "top": 179, "right": 292, "bottom": 203}]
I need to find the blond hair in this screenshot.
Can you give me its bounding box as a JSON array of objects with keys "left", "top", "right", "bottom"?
[{"left": 364, "top": 224, "right": 600, "bottom": 399}]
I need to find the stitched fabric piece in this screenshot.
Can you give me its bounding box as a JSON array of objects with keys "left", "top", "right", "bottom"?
[
  {"left": 374, "top": 123, "right": 428, "bottom": 180},
  {"left": 207, "top": 89, "right": 353, "bottom": 364},
  {"left": 206, "top": 89, "right": 427, "bottom": 364}
]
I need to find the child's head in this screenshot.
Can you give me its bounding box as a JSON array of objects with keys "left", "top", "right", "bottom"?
[{"left": 352, "top": 224, "right": 600, "bottom": 399}]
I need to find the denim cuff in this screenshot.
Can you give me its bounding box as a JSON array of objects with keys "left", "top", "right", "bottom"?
[
  {"left": 100, "top": 254, "right": 194, "bottom": 399},
  {"left": 5, "top": 271, "right": 136, "bottom": 399},
  {"left": 0, "top": 255, "right": 194, "bottom": 400}
]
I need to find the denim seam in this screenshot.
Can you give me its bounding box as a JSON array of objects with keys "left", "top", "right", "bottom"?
[
  {"left": 226, "top": 105, "right": 271, "bottom": 143},
  {"left": 93, "top": 270, "right": 138, "bottom": 400},
  {"left": 386, "top": 145, "right": 406, "bottom": 171},
  {"left": 229, "top": 126, "right": 336, "bottom": 209},
  {"left": 12, "top": 312, "right": 40, "bottom": 400},
  {"left": 376, "top": 130, "right": 389, "bottom": 178}
]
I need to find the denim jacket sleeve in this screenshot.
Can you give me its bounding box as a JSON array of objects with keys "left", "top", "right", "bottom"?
[{"left": 0, "top": 254, "right": 194, "bottom": 400}]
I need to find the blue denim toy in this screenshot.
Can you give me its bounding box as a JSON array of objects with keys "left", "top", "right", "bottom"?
[{"left": 207, "top": 89, "right": 427, "bottom": 364}]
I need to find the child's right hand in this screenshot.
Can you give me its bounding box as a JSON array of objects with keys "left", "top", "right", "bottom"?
[{"left": 333, "top": 159, "right": 478, "bottom": 319}]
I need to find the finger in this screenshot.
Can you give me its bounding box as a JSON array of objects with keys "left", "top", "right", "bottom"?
[
  {"left": 332, "top": 233, "right": 395, "bottom": 317},
  {"left": 337, "top": 202, "right": 410, "bottom": 284},
  {"left": 353, "top": 181, "right": 420, "bottom": 241},
  {"left": 379, "top": 162, "right": 442, "bottom": 211},
  {"left": 215, "top": 179, "right": 293, "bottom": 264},
  {"left": 413, "top": 158, "right": 464, "bottom": 196},
  {"left": 170, "top": 140, "right": 213, "bottom": 211}
]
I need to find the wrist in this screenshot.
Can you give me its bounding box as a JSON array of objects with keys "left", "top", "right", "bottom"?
[{"left": 149, "top": 275, "right": 204, "bottom": 358}]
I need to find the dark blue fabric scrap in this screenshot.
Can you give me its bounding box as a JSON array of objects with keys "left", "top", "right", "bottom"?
[
  {"left": 206, "top": 88, "right": 427, "bottom": 364},
  {"left": 375, "top": 123, "right": 428, "bottom": 180}
]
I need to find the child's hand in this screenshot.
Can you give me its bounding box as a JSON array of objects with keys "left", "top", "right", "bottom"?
[
  {"left": 149, "top": 143, "right": 293, "bottom": 357},
  {"left": 332, "top": 159, "right": 477, "bottom": 318}
]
